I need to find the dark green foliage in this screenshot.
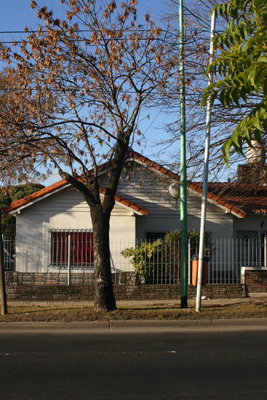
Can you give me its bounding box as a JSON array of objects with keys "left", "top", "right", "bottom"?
[
  {"left": 0, "top": 183, "right": 44, "bottom": 235},
  {"left": 121, "top": 239, "right": 162, "bottom": 284},
  {"left": 201, "top": 0, "right": 267, "bottom": 164},
  {"left": 1, "top": 183, "right": 44, "bottom": 206},
  {"left": 1, "top": 216, "right": 16, "bottom": 236}
]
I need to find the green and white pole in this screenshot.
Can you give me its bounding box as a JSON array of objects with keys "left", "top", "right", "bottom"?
[{"left": 179, "top": 0, "right": 187, "bottom": 308}]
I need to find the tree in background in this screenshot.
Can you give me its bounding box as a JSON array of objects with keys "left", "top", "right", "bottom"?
[
  {"left": 201, "top": 0, "right": 267, "bottom": 165},
  {"left": 0, "top": 0, "right": 178, "bottom": 311},
  {"left": 0, "top": 182, "right": 44, "bottom": 315},
  {"left": 0, "top": 183, "right": 45, "bottom": 235},
  {"left": 155, "top": 0, "right": 260, "bottom": 182}
]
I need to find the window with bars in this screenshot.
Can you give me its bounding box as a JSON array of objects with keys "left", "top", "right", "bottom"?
[{"left": 50, "top": 230, "right": 94, "bottom": 269}]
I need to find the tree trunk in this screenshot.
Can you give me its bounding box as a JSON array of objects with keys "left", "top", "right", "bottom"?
[
  {"left": 0, "top": 213, "right": 7, "bottom": 315},
  {"left": 90, "top": 205, "right": 116, "bottom": 311}
]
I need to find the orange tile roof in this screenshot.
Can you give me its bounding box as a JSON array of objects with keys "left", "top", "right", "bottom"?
[
  {"left": 128, "top": 150, "right": 179, "bottom": 181},
  {"left": 4, "top": 179, "right": 148, "bottom": 216},
  {"left": 99, "top": 186, "right": 148, "bottom": 215},
  {"left": 4, "top": 150, "right": 267, "bottom": 217},
  {"left": 130, "top": 151, "right": 267, "bottom": 217},
  {"left": 3, "top": 179, "right": 68, "bottom": 214},
  {"left": 192, "top": 182, "right": 267, "bottom": 217}
]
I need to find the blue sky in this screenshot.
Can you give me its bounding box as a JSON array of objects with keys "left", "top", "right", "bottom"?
[
  {"left": 0, "top": 0, "right": 167, "bottom": 31},
  {"left": 0, "top": 0, "right": 177, "bottom": 185}
]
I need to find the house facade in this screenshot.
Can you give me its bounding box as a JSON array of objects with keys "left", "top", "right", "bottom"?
[{"left": 4, "top": 151, "right": 267, "bottom": 275}]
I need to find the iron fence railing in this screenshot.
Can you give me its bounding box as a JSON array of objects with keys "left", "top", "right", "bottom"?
[{"left": 3, "top": 235, "right": 266, "bottom": 285}]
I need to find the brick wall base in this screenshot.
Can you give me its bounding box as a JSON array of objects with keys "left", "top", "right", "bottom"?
[
  {"left": 5, "top": 272, "right": 246, "bottom": 301},
  {"left": 243, "top": 269, "right": 267, "bottom": 294}
]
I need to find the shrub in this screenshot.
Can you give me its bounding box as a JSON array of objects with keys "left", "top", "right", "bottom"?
[
  {"left": 121, "top": 239, "right": 162, "bottom": 284},
  {"left": 121, "top": 230, "right": 212, "bottom": 284}
]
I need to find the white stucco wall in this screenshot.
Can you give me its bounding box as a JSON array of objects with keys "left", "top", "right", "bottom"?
[
  {"left": 233, "top": 214, "right": 267, "bottom": 241},
  {"left": 102, "top": 163, "right": 234, "bottom": 240},
  {"left": 14, "top": 162, "right": 252, "bottom": 274},
  {"left": 16, "top": 213, "right": 45, "bottom": 273},
  {"left": 15, "top": 186, "right": 137, "bottom": 273}
]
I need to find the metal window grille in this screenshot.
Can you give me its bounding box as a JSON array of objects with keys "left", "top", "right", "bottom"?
[
  {"left": 2, "top": 235, "right": 16, "bottom": 271},
  {"left": 50, "top": 230, "right": 94, "bottom": 270}
]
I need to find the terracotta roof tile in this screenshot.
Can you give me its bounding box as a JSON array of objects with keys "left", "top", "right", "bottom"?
[
  {"left": 99, "top": 186, "right": 148, "bottom": 215},
  {"left": 128, "top": 150, "right": 180, "bottom": 181},
  {"left": 193, "top": 182, "right": 267, "bottom": 217},
  {"left": 4, "top": 179, "right": 148, "bottom": 216},
  {"left": 4, "top": 150, "right": 267, "bottom": 217},
  {"left": 3, "top": 179, "right": 68, "bottom": 214}
]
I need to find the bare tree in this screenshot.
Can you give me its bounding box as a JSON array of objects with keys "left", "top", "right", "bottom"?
[
  {"left": 0, "top": 0, "right": 178, "bottom": 311},
  {"left": 156, "top": 0, "right": 261, "bottom": 182}
]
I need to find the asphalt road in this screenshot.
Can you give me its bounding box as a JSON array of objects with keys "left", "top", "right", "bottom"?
[{"left": 0, "top": 327, "right": 266, "bottom": 400}]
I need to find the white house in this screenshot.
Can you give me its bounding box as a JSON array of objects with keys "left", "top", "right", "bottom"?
[{"left": 4, "top": 151, "right": 267, "bottom": 276}]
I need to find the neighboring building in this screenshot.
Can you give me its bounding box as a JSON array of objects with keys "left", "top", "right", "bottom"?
[
  {"left": 4, "top": 151, "right": 267, "bottom": 273},
  {"left": 237, "top": 139, "right": 267, "bottom": 185}
]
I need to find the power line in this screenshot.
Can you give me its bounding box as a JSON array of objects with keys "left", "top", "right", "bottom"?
[
  {"left": 0, "top": 31, "right": 180, "bottom": 45},
  {"left": 0, "top": 27, "right": 177, "bottom": 35}
]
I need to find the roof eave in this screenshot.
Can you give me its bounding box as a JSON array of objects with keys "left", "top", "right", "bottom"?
[
  {"left": 5, "top": 182, "right": 149, "bottom": 217},
  {"left": 4, "top": 181, "right": 71, "bottom": 215},
  {"left": 187, "top": 185, "right": 246, "bottom": 218}
]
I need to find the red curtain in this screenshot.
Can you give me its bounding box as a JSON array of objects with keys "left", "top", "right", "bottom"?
[{"left": 51, "top": 232, "right": 94, "bottom": 266}]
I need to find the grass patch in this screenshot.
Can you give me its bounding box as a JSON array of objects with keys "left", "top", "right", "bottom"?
[{"left": 0, "top": 301, "right": 267, "bottom": 322}]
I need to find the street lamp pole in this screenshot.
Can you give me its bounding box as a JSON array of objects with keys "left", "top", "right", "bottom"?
[
  {"left": 196, "top": 11, "right": 216, "bottom": 312},
  {"left": 179, "top": 0, "right": 187, "bottom": 308}
]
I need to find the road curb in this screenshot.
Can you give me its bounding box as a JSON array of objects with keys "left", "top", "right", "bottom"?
[
  {"left": 0, "top": 318, "right": 267, "bottom": 333},
  {"left": 109, "top": 318, "right": 267, "bottom": 332}
]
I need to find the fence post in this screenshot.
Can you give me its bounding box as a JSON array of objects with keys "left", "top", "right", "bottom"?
[
  {"left": 265, "top": 236, "right": 267, "bottom": 268},
  {"left": 68, "top": 234, "right": 71, "bottom": 285},
  {"left": 187, "top": 237, "right": 191, "bottom": 285}
]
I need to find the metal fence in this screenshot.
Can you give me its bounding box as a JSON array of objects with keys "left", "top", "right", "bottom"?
[{"left": 3, "top": 235, "right": 266, "bottom": 285}]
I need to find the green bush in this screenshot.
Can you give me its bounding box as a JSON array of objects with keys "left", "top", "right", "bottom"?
[
  {"left": 121, "top": 230, "right": 212, "bottom": 284},
  {"left": 121, "top": 239, "right": 162, "bottom": 284}
]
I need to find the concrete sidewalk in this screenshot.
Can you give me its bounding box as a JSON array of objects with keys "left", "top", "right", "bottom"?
[{"left": 6, "top": 294, "right": 267, "bottom": 308}]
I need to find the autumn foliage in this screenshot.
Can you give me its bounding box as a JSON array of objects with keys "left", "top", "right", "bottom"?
[{"left": 0, "top": 0, "right": 177, "bottom": 311}]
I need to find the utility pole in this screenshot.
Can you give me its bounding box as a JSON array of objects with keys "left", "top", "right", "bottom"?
[
  {"left": 179, "top": 0, "right": 187, "bottom": 309},
  {"left": 0, "top": 211, "right": 7, "bottom": 315},
  {"left": 196, "top": 11, "right": 216, "bottom": 312}
]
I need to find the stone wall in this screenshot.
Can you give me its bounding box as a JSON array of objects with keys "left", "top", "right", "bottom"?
[{"left": 5, "top": 272, "right": 246, "bottom": 301}]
